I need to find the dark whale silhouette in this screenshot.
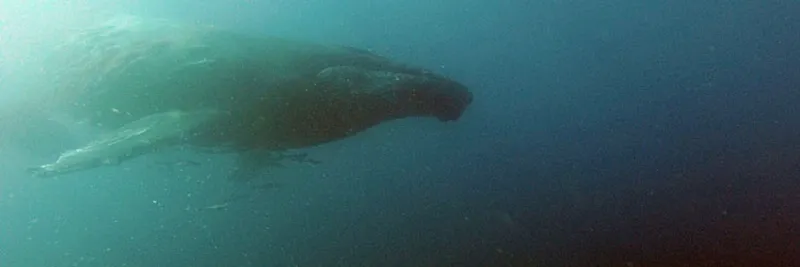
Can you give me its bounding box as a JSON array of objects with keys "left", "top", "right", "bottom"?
[{"left": 18, "top": 15, "right": 473, "bottom": 178}]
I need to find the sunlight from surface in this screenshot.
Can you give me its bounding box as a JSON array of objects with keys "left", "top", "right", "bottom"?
[{"left": 0, "top": 0, "right": 119, "bottom": 106}]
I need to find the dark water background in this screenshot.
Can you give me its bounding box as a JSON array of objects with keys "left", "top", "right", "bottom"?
[{"left": 1, "top": 1, "right": 799, "bottom": 266}]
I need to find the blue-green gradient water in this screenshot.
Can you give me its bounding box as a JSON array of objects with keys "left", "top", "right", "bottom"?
[{"left": 1, "top": 1, "right": 799, "bottom": 266}]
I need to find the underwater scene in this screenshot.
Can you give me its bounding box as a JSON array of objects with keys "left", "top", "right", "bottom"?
[{"left": 0, "top": 1, "right": 798, "bottom": 266}]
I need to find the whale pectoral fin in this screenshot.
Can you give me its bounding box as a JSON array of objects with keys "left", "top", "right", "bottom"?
[
  {"left": 28, "top": 110, "right": 220, "bottom": 178},
  {"left": 27, "top": 165, "right": 57, "bottom": 178}
]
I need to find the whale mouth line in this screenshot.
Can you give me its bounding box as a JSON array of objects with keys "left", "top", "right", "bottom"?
[{"left": 434, "top": 94, "right": 468, "bottom": 121}]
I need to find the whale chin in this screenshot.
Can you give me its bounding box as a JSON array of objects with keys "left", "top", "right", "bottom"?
[
  {"left": 314, "top": 65, "right": 473, "bottom": 123},
  {"left": 388, "top": 74, "right": 473, "bottom": 122}
]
